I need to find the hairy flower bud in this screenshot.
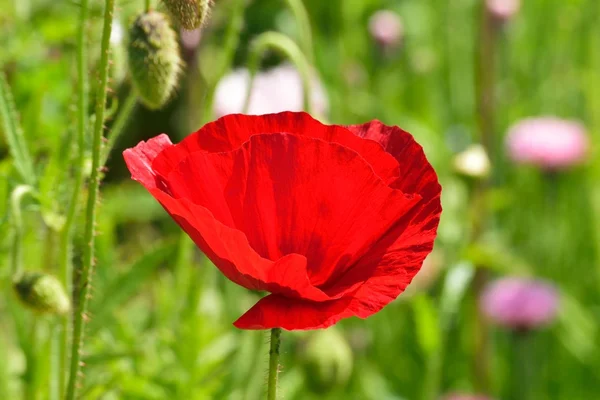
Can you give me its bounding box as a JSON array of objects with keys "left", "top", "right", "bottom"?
[
  {"left": 300, "top": 328, "right": 353, "bottom": 393},
  {"left": 13, "top": 272, "right": 70, "bottom": 315},
  {"left": 127, "top": 11, "right": 182, "bottom": 110},
  {"left": 163, "top": 0, "right": 212, "bottom": 30}
]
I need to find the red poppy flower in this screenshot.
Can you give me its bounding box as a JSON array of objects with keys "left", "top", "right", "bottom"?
[{"left": 123, "top": 112, "right": 441, "bottom": 330}]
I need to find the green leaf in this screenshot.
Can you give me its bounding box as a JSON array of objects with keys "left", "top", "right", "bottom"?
[{"left": 0, "top": 71, "right": 36, "bottom": 186}]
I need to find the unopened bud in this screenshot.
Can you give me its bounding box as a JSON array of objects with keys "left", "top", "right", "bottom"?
[
  {"left": 127, "top": 11, "right": 182, "bottom": 110},
  {"left": 13, "top": 272, "right": 70, "bottom": 315},
  {"left": 453, "top": 144, "right": 491, "bottom": 179},
  {"left": 163, "top": 0, "right": 212, "bottom": 30}
]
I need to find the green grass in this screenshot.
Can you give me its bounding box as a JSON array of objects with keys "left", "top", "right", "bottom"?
[{"left": 1, "top": 0, "right": 599, "bottom": 399}]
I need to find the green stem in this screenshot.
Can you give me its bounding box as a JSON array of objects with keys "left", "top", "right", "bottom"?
[
  {"left": 471, "top": 2, "right": 498, "bottom": 394},
  {"left": 57, "top": 0, "right": 89, "bottom": 397},
  {"left": 283, "top": 0, "right": 314, "bottom": 64},
  {"left": 145, "top": 0, "right": 151, "bottom": 12},
  {"left": 510, "top": 330, "right": 533, "bottom": 400},
  {"left": 65, "top": 0, "right": 115, "bottom": 398},
  {"left": 243, "top": 32, "right": 313, "bottom": 114},
  {"left": 201, "top": 0, "right": 246, "bottom": 123},
  {"left": 10, "top": 185, "right": 34, "bottom": 276},
  {"left": 100, "top": 91, "right": 137, "bottom": 165},
  {"left": 267, "top": 328, "right": 282, "bottom": 400}
]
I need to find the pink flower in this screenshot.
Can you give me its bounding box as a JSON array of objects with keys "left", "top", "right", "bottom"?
[
  {"left": 368, "top": 10, "right": 404, "bottom": 48},
  {"left": 486, "top": 0, "right": 521, "bottom": 20},
  {"left": 213, "top": 64, "right": 328, "bottom": 118},
  {"left": 505, "top": 117, "right": 589, "bottom": 170},
  {"left": 481, "top": 277, "right": 559, "bottom": 330}
]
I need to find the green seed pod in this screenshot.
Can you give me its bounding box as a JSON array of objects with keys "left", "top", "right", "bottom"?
[
  {"left": 163, "top": 0, "right": 212, "bottom": 30},
  {"left": 13, "top": 272, "right": 70, "bottom": 315},
  {"left": 127, "top": 11, "right": 182, "bottom": 110},
  {"left": 300, "top": 328, "right": 354, "bottom": 393}
]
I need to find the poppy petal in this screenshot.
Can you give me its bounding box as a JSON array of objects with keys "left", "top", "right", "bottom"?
[
  {"left": 124, "top": 138, "right": 334, "bottom": 301},
  {"left": 340, "top": 121, "right": 442, "bottom": 318},
  {"left": 347, "top": 120, "right": 440, "bottom": 197},
  {"left": 164, "top": 132, "right": 420, "bottom": 288},
  {"left": 123, "top": 133, "right": 174, "bottom": 189},
  {"left": 233, "top": 294, "right": 354, "bottom": 330},
  {"left": 151, "top": 112, "right": 401, "bottom": 186}
]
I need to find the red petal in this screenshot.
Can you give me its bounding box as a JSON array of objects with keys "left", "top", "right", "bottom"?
[
  {"left": 124, "top": 137, "right": 334, "bottom": 301},
  {"left": 347, "top": 121, "right": 440, "bottom": 197},
  {"left": 123, "top": 134, "right": 173, "bottom": 189},
  {"left": 164, "top": 133, "right": 420, "bottom": 289},
  {"left": 233, "top": 294, "right": 354, "bottom": 330},
  {"left": 340, "top": 121, "right": 442, "bottom": 318},
  {"left": 151, "top": 112, "right": 401, "bottom": 186}
]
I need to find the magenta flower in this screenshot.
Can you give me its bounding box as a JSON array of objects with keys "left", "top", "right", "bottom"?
[
  {"left": 486, "top": 0, "right": 521, "bottom": 20},
  {"left": 368, "top": 10, "right": 404, "bottom": 49},
  {"left": 481, "top": 277, "right": 559, "bottom": 330},
  {"left": 505, "top": 117, "right": 589, "bottom": 170}
]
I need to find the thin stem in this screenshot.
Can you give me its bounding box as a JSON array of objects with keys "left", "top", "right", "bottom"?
[
  {"left": 283, "top": 0, "right": 314, "bottom": 64},
  {"left": 471, "top": 3, "right": 497, "bottom": 394},
  {"left": 267, "top": 328, "right": 282, "bottom": 400},
  {"left": 65, "top": 0, "right": 115, "bottom": 398},
  {"left": 201, "top": 0, "right": 246, "bottom": 123},
  {"left": 243, "top": 32, "right": 313, "bottom": 114},
  {"left": 57, "top": 0, "right": 89, "bottom": 396},
  {"left": 100, "top": 91, "right": 137, "bottom": 165},
  {"left": 510, "top": 330, "right": 533, "bottom": 400},
  {"left": 145, "top": 0, "right": 151, "bottom": 12},
  {"left": 9, "top": 185, "right": 34, "bottom": 276}
]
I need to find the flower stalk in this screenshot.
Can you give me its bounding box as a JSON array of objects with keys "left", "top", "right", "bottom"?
[
  {"left": 65, "top": 0, "right": 115, "bottom": 398},
  {"left": 243, "top": 32, "right": 313, "bottom": 114},
  {"left": 57, "top": 0, "right": 89, "bottom": 396},
  {"left": 267, "top": 328, "right": 282, "bottom": 400},
  {"left": 471, "top": 2, "right": 499, "bottom": 393}
]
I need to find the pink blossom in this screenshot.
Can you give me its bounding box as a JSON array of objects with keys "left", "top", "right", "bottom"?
[
  {"left": 486, "top": 0, "right": 521, "bottom": 20},
  {"left": 368, "top": 10, "right": 404, "bottom": 48},
  {"left": 481, "top": 277, "right": 559, "bottom": 330},
  {"left": 505, "top": 117, "right": 588, "bottom": 170}
]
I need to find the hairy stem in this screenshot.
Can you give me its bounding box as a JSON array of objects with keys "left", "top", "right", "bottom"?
[
  {"left": 57, "top": 0, "right": 89, "bottom": 396},
  {"left": 65, "top": 0, "right": 115, "bottom": 398},
  {"left": 267, "top": 328, "right": 282, "bottom": 400}
]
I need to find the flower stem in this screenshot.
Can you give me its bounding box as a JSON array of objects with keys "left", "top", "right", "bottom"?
[
  {"left": 57, "top": 0, "right": 89, "bottom": 396},
  {"left": 9, "top": 185, "right": 33, "bottom": 276},
  {"left": 243, "top": 32, "right": 313, "bottom": 114},
  {"left": 510, "top": 330, "right": 533, "bottom": 400},
  {"left": 283, "top": 0, "right": 314, "bottom": 64},
  {"left": 145, "top": 0, "right": 151, "bottom": 12},
  {"left": 267, "top": 328, "right": 282, "bottom": 400},
  {"left": 471, "top": 3, "right": 498, "bottom": 394},
  {"left": 65, "top": 0, "right": 115, "bottom": 398}
]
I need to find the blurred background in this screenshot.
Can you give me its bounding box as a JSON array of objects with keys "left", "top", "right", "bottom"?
[{"left": 1, "top": 0, "right": 599, "bottom": 399}]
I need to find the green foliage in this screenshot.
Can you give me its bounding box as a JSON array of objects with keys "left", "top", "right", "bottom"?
[{"left": 0, "top": 0, "right": 599, "bottom": 399}]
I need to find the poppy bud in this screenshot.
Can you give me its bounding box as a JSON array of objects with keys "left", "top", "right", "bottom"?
[
  {"left": 127, "top": 11, "right": 182, "bottom": 110},
  {"left": 163, "top": 0, "right": 212, "bottom": 30},
  {"left": 300, "top": 328, "right": 353, "bottom": 393},
  {"left": 453, "top": 144, "right": 491, "bottom": 179},
  {"left": 13, "top": 272, "right": 70, "bottom": 315}
]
